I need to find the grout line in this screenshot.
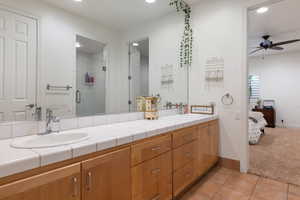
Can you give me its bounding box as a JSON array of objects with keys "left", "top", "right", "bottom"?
[
  {"left": 249, "top": 174, "right": 261, "bottom": 198},
  {"left": 287, "top": 184, "right": 289, "bottom": 200}
]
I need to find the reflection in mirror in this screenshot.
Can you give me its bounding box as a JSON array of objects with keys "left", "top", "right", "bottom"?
[
  {"left": 76, "top": 36, "right": 106, "bottom": 117},
  {"left": 0, "top": 0, "right": 190, "bottom": 123},
  {"left": 129, "top": 38, "right": 149, "bottom": 112}
]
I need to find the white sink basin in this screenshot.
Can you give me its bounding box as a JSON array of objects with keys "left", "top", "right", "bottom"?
[{"left": 11, "top": 132, "right": 89, "bottom": 149}]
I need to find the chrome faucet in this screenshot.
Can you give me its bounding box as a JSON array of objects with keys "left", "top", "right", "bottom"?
[{"left": 41, "top": 108, "right": 60, "bottom": 135}]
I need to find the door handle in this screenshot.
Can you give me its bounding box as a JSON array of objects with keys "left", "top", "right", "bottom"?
[
  {"left": 151, "top": 168, "right": 161, "bottom": 175},
  {"left": 76, "top": 90, "right": 81, "bottom": 104},
  {"left": 72, "top": 177, "right": 78, "bottom": 197},
  {"left": 86, "top": 172, "right": 92, "bottom": 191},
  {"left": 25, "top": 104, "right": 35, "bottom": 109}
]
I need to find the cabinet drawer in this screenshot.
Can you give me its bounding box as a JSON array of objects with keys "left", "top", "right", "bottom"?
[
  {"left": 173, "top": 140, "right": 198, "bottom": 171},
  {"left": 172, "top": 126, "right": 198, "bottom": 148},
  {"left": 132, "top": 134, "right": 172, "bottom": 166},
  {"left": 132, "top": 152, "right": 172, "bottom": 200},
  {"left": 173, "top": 161, "right": 196, "bottom": 197}
]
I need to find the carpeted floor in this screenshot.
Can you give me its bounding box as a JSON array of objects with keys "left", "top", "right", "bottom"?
[{"left": 249, "top": 128, "right": 300, "bottom": 186}]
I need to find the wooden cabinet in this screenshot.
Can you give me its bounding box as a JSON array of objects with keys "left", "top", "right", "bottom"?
[
  {"left": 81, "top": 148, "right": 131, "bottom": 200},
  {"left": 132, "top": 152, "right": 172, "bottom": 200},
  {"left": 131, "top": 135, "right": 172, "bottom": 166},
  {"left": 0, "top": 120, "right": 220, "bottom": 200},
  {"left": 0, "top": 164, "right": 81, "bottom": 200},
  {"left": 253, "top": 108, "right": 276, "bottom": 128}
]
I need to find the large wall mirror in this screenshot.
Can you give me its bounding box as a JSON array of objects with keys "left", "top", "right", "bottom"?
[{"left": 0, "top": 0, "right": 189, "bottom": 123}]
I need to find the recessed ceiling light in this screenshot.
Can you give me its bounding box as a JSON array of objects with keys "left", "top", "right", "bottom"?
[
  {"left": 76, "top": 42, "right": 81, "bottom": 48},
  {"left": 132, "top": 42, "right": 139, "bottom": 47},
  {"left": 256, "top": 7, "right": 269, "bottom": 14},
  {"left": 74, "top": 0, "right": 82, "bottom": 2},
  {"left": 145, "top": 0, "right": 156, "bottom": 4}
]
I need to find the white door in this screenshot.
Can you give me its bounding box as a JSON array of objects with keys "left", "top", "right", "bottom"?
[{"left": 0, "top": 9, "right": 37, "bottom": 122}]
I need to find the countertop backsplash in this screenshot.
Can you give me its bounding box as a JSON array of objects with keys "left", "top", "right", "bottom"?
[{"left": 0, "top": 109, "right": 179, "bottom": 140}]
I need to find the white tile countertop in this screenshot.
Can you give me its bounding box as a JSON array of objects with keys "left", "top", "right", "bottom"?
[{"left": 0, "top": 114, "right": 218, "bottom": 178}]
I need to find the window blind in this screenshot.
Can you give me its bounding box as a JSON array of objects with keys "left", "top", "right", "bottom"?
[{"left": 248, "top": 75, "right": 260, "bottom": 103}]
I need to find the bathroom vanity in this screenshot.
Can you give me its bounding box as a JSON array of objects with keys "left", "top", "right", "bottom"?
[{"left": 0, "top": 116, "right": 219, "bottom": 200}]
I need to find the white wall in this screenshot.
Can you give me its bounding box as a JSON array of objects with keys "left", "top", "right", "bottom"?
[
  {"left": 249, "top": 51, "right": 300, "bottom": 128},
  {"left": 122, "top": 0, "right": 249, "bottom": 170},
  {"left": 0, "top": 0, "right": 127, "bottom": 117}
]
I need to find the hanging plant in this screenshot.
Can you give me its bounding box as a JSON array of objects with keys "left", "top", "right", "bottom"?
[{"left": 169, "top": 0, "right": 193, "bottom": 67}]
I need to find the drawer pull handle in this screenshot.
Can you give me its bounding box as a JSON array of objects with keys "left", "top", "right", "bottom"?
[
  {"left": 151, "top": 168, "right": 161, "bottom": 175},
  {"left": 185, "top": 152, "right": 192, "bottom": 157},
  {"left": 151, "top": 146, "right": 161, "bottom": 151},
  {"left": 185, "top": 172, "right": 192, "bottom": 178},
  {"left": 151, "top": 195, "right": 160, "bottom": 200},
  {"left": 86, "top": 172, "right": 92, "bottom": 191},
  {"left": 72, "top": 177, "right": 78, "bottom": 197}
]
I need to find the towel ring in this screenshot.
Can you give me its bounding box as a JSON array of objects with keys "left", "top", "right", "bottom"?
[{"left": 221, "top": 93, "right": 234, "bottom": 105}]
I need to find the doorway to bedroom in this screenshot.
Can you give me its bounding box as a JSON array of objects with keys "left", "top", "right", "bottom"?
[{"left": 248, "top": 0, "right": 300, "bottom": 185}]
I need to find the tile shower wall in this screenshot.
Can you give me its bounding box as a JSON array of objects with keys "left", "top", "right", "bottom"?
[{"left": 0, "top": 110, "right": 178, "bottom": 140}]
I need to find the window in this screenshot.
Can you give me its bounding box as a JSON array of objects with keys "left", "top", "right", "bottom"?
[{"left": 248, "top": 75, "right": 260, "bottom": 103}]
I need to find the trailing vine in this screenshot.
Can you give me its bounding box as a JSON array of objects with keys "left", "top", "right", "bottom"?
[{"left": 169, "top": 0, "right": 193, "bottom": 67}]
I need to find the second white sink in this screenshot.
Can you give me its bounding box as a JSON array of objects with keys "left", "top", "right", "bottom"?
[{"left": 11, "top": 132, "right": 89, "bottom": 149}]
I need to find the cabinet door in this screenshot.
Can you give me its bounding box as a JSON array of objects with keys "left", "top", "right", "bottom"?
[
  {"left": 0, "top": 164, "right": 81, "bottom": 200},
  {"left": 82, "top": 148, "right": 131, "bottom": 200},
  {"left": 209, "top": 120, "right": 220, "bottom": 165},
  {"left": 197, "top": 124, "right": 211, "bottom": 176},
  {"left": 173, "top": 140, "right": 198, "bottom": 171},
  {"left": 173, "top": 161, "right": 197, "bottom": 197},
  {"left": 132, "top": 151, "right": 172, "bottom": 200}
]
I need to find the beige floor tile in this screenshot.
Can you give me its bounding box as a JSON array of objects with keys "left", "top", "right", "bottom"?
[
  {"left": 212, "top": 187, "right": 250, "bottom": 200},
  {"left": 289, "top": 185, "right": 300, "bottom": 196},
  {"left": 257, "top": 177, "right": 288, "bottom": 192},
  {"left": 205, "top": 170, "right": 231, "bottom": 185},
  {"left": 187, "top": 193, "right": 212, "bottom": 200},
  {"left": 195, "top": 181, "right": 223, "bottom": 198},
  {"left": 252, "top": 181, "right": 288, "bottom": 200},
  {"left": 289, "top": 194, "right": 300, "bottom": 200},
  {"left": 223, "top": 174, "right": 258, "bottom": 196}
]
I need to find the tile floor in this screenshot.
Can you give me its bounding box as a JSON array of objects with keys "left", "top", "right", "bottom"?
[
  {"left": 180, "top": 167, "right": 300, "bottom": 200},
  {"left": 249, "top": 128, "right": 300, "bottom": 185}
]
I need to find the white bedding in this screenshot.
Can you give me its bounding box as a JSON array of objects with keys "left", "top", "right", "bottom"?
[{"left": 248, "top": 111, "right": 267, "bottom": 144}]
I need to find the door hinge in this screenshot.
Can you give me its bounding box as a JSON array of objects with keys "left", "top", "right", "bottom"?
[
  {"left": 102, "top": 66, "right": 107, "bottom": 72},
  {"left": 128, "top": 100, "right": 132, "bottom": 105}
]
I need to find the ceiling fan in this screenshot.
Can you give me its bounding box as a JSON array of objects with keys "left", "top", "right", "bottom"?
[{"left": 250, "top": 35, "right": 300, "bottom": 55}]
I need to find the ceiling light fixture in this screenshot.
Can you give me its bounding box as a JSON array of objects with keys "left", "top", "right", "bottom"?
[
  {"left": 132, "top": 42, "right": 139, "bottom": 47},
  {"left": 256, "top": 7, "right": 269, "bottom": 14},
  {"left": 76, "top": 42, "right": 81, "bottom": 48},
  {"left": 145, "top": 0, "right": 156, "bottom": 4},
  {"left": 74, "top": 0, "right": 82, "bottom": 2}
]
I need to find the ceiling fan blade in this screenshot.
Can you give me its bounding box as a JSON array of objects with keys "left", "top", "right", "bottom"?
[
  {"left": 250, "top": 47, "right": 263, "bottom": 55},
  {"left": 272, "top": 39, "right": 300, "bottom": 46},
  {"left": 270, "top": 46, "right": 284, "bottom": 50}
]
